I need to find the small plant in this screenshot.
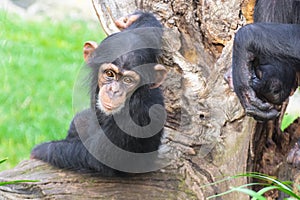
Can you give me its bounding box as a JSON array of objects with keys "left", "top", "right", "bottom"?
[
  {"left": 205, "top": 172, "right": 300, "bottom": 200},
  {"left": 0, "top": 158, "right": 38, "bottom": 186}
]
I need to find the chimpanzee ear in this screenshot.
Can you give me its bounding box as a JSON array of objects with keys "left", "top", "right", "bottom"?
[
  {"left": 115, "top": 14, "right": 141, "bottom": 30},
  {"left": 83, "top": 41, "right": 98, "bottom": 62},
  {"left": 151, "top": 64, "right": 167, "bottom": 88}
]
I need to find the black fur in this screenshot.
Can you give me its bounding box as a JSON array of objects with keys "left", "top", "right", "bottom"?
[
  {"left": 31, "top": 12, "right": 165, "bottom": 175},
  {"left": 232, "top": 0, "right": 300, "bottom": 120}
]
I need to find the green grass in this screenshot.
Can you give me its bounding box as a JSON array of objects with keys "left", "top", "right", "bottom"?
[
  {"left": 0, "top": 158, "right": 38, "bottom": 184},
  {"left": 205, "top": 172, "right": 300, "bottom": 200},
  {"left": 0, "top": 10, "right": 105, "bottom": 171}
]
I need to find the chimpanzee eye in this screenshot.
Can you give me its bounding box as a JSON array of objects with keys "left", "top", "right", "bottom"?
[
  {"left": 123, "top": 77, "right": 133, "bottom": 84},
  {"left": 105, "top": 70, "right": 115, "bottom": 78}
]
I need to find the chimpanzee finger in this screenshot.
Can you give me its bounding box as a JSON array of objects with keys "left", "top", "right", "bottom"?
[
  {"left": 245, "top": 107, "right": 279, "bottom": 121},
  {"left": 247, "top": 90, "right": 273, "bottom": 111}
]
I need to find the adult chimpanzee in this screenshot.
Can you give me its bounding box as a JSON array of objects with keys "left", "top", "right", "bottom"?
[
  {"left": 232, "top": 0, "right": 300, "bottom": 168},
  {"left": 31, "top": 12, "right": 168, "bottom": 175},
  {"left": 232, "top": 0, "right": 300, "bottom": 121}
]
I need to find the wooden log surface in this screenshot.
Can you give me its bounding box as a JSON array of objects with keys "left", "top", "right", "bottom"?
[{"left": 0, "top": 159, "right": 196, "bottom": 199}]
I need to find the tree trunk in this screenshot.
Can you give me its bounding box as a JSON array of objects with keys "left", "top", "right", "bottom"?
[
  {"left": 1, "top": 0, "right": 300, "bottom": 199},
  {"left": 85, "top": 1, "right": 256, "bottom": 199}
]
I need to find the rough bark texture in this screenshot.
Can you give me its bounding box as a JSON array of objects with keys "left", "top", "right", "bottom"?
[
  {"left": 0, "top": 160, "right": 198, "bottom": 199},
  {"left": 91, "top": 0, "right": 255, "bottom": 199},
  {"left": 1, "top": 0, "right": 299, "bottom": 199}
]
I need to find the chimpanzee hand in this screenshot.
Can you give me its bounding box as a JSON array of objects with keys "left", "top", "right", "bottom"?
[
  {"left": 232, "top": 23, "right": 300, "bottom": 121},
  {"left": 231, "top": 27, "right": 279, "bottom": 121},
  {"left": 233, "top": 84, "right": 279, "bottom": 121},
  {"left": 224, "top": 66, "right": 276, "bottom": 120},
  {"left": 31, "top": 142, "right": 51, "bottom": 161}
]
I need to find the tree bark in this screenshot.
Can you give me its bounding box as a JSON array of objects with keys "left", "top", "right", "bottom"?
[
  {"left": 1, "top": 0, "right": 299, "bottom": 199},
  {"left": 0, "top": 160, "right": 197, "bottom": 199},
  {"left": 89, "top": 0, "right": 256, "bottom": 199}
]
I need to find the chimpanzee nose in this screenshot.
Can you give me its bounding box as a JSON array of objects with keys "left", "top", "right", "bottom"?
[{"left": 108, "top": 82, "right": 122, "bottom": 97}]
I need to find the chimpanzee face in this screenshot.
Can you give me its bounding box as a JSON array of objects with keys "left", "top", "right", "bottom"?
[{"left": 96, "top": 63, "right": 141, "bottom": 115}]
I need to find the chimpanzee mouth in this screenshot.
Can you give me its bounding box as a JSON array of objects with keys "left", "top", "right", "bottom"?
[
  {"left": 102, "top": 102, "right": 117, "bottom": 110},
  {"left": 97, "top": 99, "right": 125, "bottom": 115}
]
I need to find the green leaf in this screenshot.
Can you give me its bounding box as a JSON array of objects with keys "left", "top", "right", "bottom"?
[
  {"left": 0, "top": 180, "right": 39, "bottom": 186},
  {"left": 206, "top": 172, "right": 300, "bottom": 199},
  {"left": 0, "top": 158, "right": 8, "bottom": 165},
  {"left": 232, "top": 187, "right": 266, "bottom": 200},
  {"left": 207, "top": 183, "right": 263, "bottom": 199}
]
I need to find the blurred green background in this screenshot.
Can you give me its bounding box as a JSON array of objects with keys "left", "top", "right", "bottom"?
[{"left": 0, "top": 10, "right": 105, "bottom": 170}]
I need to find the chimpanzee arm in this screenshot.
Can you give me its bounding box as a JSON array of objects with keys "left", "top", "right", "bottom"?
[
  {"left": 31, "top": 110, "right": 115, "bottom": 175},
  {"left": 31, "top": 134, "right": 114, "bottom": 175},
  {"left": 31, "top": 138, "right": 92, "bottom": 169},
  {"left": 232, "top": 23, "right": 300, "bottom": 120}
]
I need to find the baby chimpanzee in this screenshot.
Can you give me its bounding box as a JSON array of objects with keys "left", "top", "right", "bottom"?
[{"left": 31, "top": 11, "right": 167, "bottom": 175}]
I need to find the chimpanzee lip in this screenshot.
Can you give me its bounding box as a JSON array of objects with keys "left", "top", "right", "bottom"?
[{"left": 102, "top": 102, "right": 117, "bottom": 110}]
